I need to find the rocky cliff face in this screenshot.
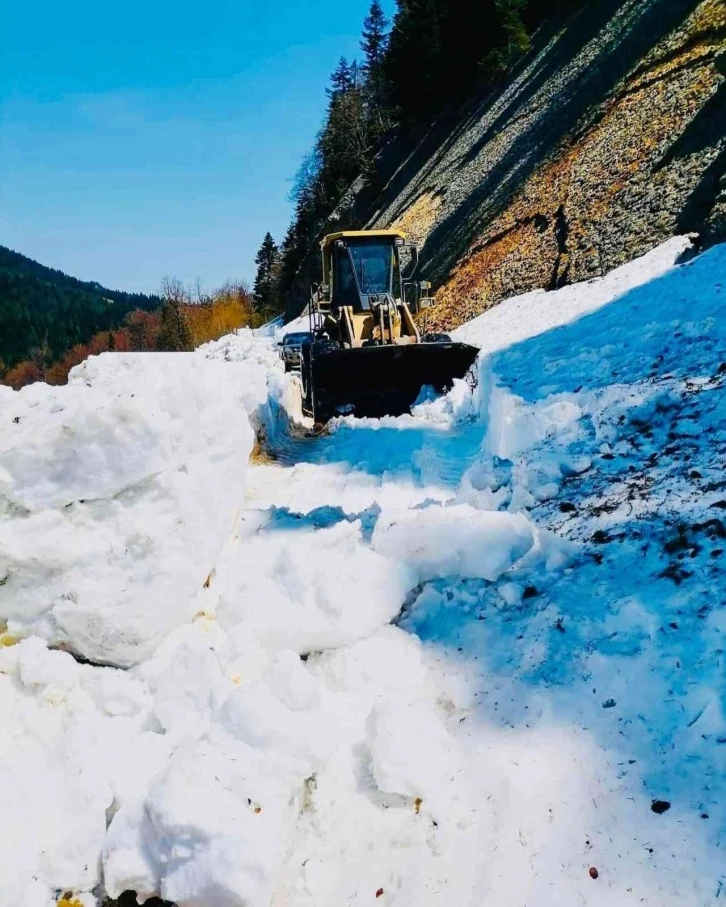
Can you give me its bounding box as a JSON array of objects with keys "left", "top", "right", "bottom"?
[{"left": 324, "top": 0, "right": 724, "bottom": 330}]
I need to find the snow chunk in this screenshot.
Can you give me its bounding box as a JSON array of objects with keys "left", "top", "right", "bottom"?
[
  {"left": 132, "top": 736, "right": 302, "bottom": 907},
  {"left": 220, "top": 650, "right": 343, "bottom": 775},
  {"left": 217, "top": 518, "right": 417, "bottom": 660},
  {"left": 369, "top": 698, "right": 455, "bottom": 798},
  {"left": 372, "top": 504, "right": 535, "bottom": 581}
]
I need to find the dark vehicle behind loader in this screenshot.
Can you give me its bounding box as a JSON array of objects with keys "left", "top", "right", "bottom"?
[{"left": 277, "top": 331, "right": 312, "bottom": 372}]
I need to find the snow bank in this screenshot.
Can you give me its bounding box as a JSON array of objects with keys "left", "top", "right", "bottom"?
[
  {"left": 0, "top": 349, "right": 268, "bottom": 665},
  {"left": 274, "top": 313, "right": 310, "bottom": 338},
  {"left": 452, "top": 235, "right": 694, "bottom": 355},
  {"left": 7, "top": 620, "right": 457, "bottom": 907}
]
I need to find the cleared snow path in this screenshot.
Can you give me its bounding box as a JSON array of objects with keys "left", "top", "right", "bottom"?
[{"left": 1, "top": 236, "right": 724, "bottom": 906}]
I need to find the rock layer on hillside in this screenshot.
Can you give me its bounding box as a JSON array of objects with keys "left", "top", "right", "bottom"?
[{"left": 357, "top": 0, "right": 725, "bottom": 330}]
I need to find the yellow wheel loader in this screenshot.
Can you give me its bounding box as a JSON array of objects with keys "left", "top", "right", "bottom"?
[{"left": 299, "top": 230, "right": 479, "bottom": 422}]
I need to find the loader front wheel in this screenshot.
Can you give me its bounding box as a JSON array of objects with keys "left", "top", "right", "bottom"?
[
  {"left": 309, "top": 340, "right": 338, "bottom": 423},
  {"left": 301, "top": 342, "right": 333, "bottom": 423},
  {"left": 300, "top": 340, "right": 338, "bottom": 423}
]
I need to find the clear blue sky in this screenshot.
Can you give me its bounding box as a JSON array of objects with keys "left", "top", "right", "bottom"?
[{"left": 0, "top": 0, "right": 395, "bottom": 294}]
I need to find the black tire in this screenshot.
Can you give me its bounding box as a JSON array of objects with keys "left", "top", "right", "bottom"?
[
  {"left": 422, "top": 332, "right": 453, "bottom": 343},
  {"left": 300, "top": 344, "right": 314, "bottom": 417},
  {"left": 307, "top": 340, "right": 338, "bottom": 423}
]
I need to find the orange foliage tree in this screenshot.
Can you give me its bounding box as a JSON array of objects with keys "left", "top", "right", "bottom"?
[
  {"left": 125, "top": 309, "right": 161, "bottom": 350},
  {"left": 3, "top": 360, "right": 44, "bottom": 390},
  {"left": 183, "top": 281, "right": 257, "bottom": 346}
]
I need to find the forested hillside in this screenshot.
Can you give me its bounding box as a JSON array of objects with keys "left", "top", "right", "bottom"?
[
  {"left": 268, "top": 0, "right": 564, "bottom": 311},
  {"left": 0, "top": 247, "right": 261, "bottom": 389},
  {"left": 262, "top": 0, "right": 587, "bottom": 314},
  {"left": 0, "top": 246, "right": 160, "bottom": 372},
  {"left": 268, "top": 0, "right": 725, "bottom": 320}
]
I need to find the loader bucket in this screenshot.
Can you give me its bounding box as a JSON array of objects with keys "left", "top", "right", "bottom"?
[{"left": 311, "top": 340, "right": 479, "bottom": 419}]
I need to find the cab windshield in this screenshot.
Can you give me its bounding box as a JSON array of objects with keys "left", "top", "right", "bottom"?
[{"left": 348, "top": 242, "right": 394, "bottom": 295}]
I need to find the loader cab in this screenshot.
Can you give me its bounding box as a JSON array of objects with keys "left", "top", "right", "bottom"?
[{"left": 323, "top": 231, "right": 407, "bottom": 314}]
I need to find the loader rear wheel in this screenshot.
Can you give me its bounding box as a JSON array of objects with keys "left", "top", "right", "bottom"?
[
  {"left": 300, "top": 344, "right": 314, "bottom": 417},
  {"left": 422, "top": 333, "right": 453, "bottom": 343}
]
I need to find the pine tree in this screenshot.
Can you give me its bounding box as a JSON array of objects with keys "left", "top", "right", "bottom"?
[
  {"left": 385, "top": 0, "right": 531, "bottom": 120},
  {"left": 156, "top": 301, "right": 192, "bottom": 351},
  {"left": 361, "top": 1, "right": 388, "bottom": 78},
  {"left": 361, "top": 0, "right": 391, "bottom": 135},
  {"left": 385, "top": 0, "right": 445, "bottom": 119},
  {"left": 483, "top": 0, "right": 530, "bottom": 77},
  {"left": 273, "top": 0, "right": 537, "bottom": 317},
  {"left": 327, "top": 57, "right": 355, "bottom": 101},
  {"left": 253, "top": 232, "right": 281, "bottom": 315}
]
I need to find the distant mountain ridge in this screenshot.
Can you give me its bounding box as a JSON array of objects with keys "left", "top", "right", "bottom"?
[
  {"left": 0, "top": 245, "right": 161, "bottom": 373},
  {"left": 0, "top": 245, "right": 159, "bottom": 309}
]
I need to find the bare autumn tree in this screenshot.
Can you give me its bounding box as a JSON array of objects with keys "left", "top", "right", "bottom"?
[
  {"left": 191, "top": 276, "right": 212, "bottom": 306},
  {"left": 160, "top": 275, "right": 189, "bottom": 306},
  {"left": 157, "top": 276, "right": 193, "bottom": 351},
  {"left": 125, "top": 308, "right": 161, "bottom": 350}
]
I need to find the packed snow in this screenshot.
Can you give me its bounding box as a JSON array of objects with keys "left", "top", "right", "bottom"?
[{"left": 0, "top": 236, "right": 724, "bottom": 907}]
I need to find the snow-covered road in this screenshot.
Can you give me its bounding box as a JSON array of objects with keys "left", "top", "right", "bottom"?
[{"left": 1, "top": 237, "right": 724, "bottom": 906}]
